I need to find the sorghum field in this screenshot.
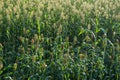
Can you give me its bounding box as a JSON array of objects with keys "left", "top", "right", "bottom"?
[{"left": 0, "top": 0, "right": 120, "bottom": 80}]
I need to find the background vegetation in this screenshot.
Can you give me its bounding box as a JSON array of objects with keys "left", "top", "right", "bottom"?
[{"left": 0, "top": 0, "right": 120, "bottom": 80}]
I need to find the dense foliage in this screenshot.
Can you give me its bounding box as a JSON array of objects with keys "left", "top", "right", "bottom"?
[{"left": 0, "top": 0, "right": 120, "bottom": 80}]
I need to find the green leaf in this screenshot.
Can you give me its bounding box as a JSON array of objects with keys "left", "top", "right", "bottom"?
[
  {"left": 78, "top": 29, "right": 85, "bottom": 35},
  {"left": 37, "top": 19, "right": 40, "bottom": 34},
  {"left": 0, "top": 70, "right": 3, "bottom": 75}
]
